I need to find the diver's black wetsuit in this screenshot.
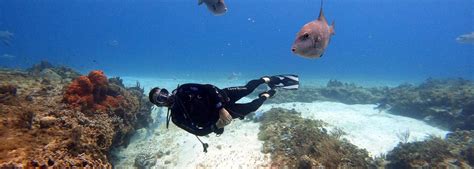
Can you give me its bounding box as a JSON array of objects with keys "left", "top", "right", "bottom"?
[{"left": 169, "top": 79, "right": 267, "bottom": 136}]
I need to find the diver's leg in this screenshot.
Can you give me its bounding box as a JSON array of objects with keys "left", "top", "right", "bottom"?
[
  {"left": 226, "top": 98, "right": 266, "bottom": 119},
  {"left": 223, "top": 78, "right": 266, "bottom": 103},
  {"left": 226, "top": 90, "right": 275, "bottom": 119}
]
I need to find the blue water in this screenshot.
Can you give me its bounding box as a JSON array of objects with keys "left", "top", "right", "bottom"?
[{"left": 0, "top": 0, "right": 472, "bottom": 83}]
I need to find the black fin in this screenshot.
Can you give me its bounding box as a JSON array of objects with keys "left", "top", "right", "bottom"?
[{"left": 269, "top": 74, "right": 299, "bottom": 90}]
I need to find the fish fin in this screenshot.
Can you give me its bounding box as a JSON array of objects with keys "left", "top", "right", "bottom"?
[
  {"left": 330, "top": 20, "right": 335, "bottom": 35},
  {"left": 198, "top": 0, "right": 203, "bottom": 5},
  {"left": 317, "top": 0, "right": 328, "bottom": 24}
]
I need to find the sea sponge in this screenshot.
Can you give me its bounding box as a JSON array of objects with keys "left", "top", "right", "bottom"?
[
  {"left": 88, "top": 71, "right": 108, "bottom": 102},
  {"left": 63, "top": 70, "right": 123, "bottom": 112},
  {"left": 68, "top": 76, "right": 93, "bottom": 95},
  {"left": 88, "top": 70, "right": 108, "bottom": 86},
  {"left": 64, "top": 76, "right": 94, "bottom": 108}
]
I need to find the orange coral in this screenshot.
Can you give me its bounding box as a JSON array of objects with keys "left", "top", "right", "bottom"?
[
  {"left": 88, "top": 70, "right": 108, "bottom": 87},
  {"left": 67, "top": 76, "right": 93, "bottom": 96},
  {"left": 64, "top": 70, "right": 123, "bottom": 112}
]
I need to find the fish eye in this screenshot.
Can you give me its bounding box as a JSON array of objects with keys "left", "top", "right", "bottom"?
[{"left": 300, "top": 33, "right": 309, "bottom": 40}]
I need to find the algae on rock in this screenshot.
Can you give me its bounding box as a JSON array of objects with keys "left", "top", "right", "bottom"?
[
  {"left": 258, "top": 108, "right": 372, "bottom": 168},
  {"left": 386, "top": 130, "right": 474, "bottom": 168}
]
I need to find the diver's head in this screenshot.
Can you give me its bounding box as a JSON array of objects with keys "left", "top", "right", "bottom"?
[{"left": 149, "top": 87, "right": 172, "bottom": 107}]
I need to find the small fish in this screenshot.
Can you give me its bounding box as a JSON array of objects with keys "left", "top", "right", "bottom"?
[
  {"left": 291, "top": 0, "right": 335, "bottom": 59},
  {"left": 198, "top": 0, "right": 227, "bottom": 16},
  {"left": 456, "top": 32, "right": 474, "bottom": 45},
  {"left": 107, "top": 40, "right": 119, "bottom": 47},
  {"left": 0, "top": 30, "right": 14, "bottom": 47},
  {"left": 0, "top": 54, "right": 15, "bottom": 59}
]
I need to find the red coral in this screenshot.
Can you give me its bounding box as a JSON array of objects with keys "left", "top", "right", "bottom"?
[
  {"left": 67, "top": 76, "right": 93, "bottom": 96},
  {"left": 88, "top": 70, "right": 108, "bottom": 87},
  {"left": 64, "top": 70, "right": 123, "bottom": 112}
]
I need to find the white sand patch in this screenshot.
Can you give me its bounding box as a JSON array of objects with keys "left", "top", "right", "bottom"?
[
  {"left": 258, "top": 101, "right": 449, "bottom": 157},
  {"left": 113, "top": 107, "right": 271, "bottom": 168}
]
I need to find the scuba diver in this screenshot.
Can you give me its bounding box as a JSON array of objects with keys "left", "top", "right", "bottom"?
[{"left": 148, "top": 74, "right": 299, "bottom": 152}]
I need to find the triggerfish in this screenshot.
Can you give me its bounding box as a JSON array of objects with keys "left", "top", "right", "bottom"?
[
  {"left": 291, "top": 1, "right": 335, "bottom": 59},
  {"left": 198, "top": 0, "right": 228, "bottom": 16},
  {"left": 456, "top": 32, "right": 474, "bottom": 45}
]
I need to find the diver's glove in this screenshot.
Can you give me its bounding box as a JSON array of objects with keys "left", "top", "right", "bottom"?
[{"left": 211, "top": 124, "right": 224, "bottom": 135}]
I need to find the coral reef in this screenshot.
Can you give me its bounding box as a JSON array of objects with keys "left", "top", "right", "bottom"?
[
  {"left": 108, "top": 77, "right": 153, "bottom": 130},
  {"left": 386, "top": 130, "right": 474, "bottom": 168},
  {"left": 258, "top": 108, "right": 372, "bottom": 168},
  {"left": 384, "top": 78, "right": 474, "bottom": 130},
  {"left": 0, "top": 62, "right": 152, "bottom": 167},
  {"left": 268, "top": 78, "right": 474, "bottom": 130},
  {"left": 267, "top": 80, "right": 387, "bottom": 105},
  {"left": 63, "top": 70, "right": 125, "bottom": 112},
  {"left": 27, "top": 61, "right": 81, "bottom": 81},
  {"left": 320, "top": 80, "right": 388, "bottom": 104},
  {"left": 260, "top": 78, "right": 474, "bottom": 167}
]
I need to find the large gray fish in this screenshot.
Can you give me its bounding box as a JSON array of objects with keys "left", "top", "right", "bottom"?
[
  {"left": 456, "top": 32, "right": 474, "bottom": 45},
  {"left": 198, "top": 0, "right": 227, "bottom": 16},
  {"left": 291, "top": 1, "right": 335, "bottom": 59}
]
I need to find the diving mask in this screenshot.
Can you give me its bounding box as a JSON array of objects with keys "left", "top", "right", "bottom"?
[{"left": 149, "top": 87, "right": 170, "bottom": 106}]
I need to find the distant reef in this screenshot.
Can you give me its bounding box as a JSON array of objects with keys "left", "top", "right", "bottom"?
[
  {"left": 0, "top": 61, "right": 153, "bottom": 167},
  {"left": 268, "top": 78, "right": 474, "bottom": 131},
  {"left": 267, "top": 79, "right": 388, "bottom": 105}
]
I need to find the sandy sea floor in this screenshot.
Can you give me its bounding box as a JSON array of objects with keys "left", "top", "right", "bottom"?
[{"left": 112, "top": 77, "right": 448, "bottom": 168}]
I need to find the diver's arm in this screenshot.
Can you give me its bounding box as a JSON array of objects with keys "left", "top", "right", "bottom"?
[
  {"left": 216, "top": 108, "right": 232, "bottom": 128},
  {"left": 202, "top": 85, "right": 232, "bottom": 128}
]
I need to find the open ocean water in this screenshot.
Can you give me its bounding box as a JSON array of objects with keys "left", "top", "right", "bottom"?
[{"left": 0, "top": 0, "right": 472, "bottom": 83}]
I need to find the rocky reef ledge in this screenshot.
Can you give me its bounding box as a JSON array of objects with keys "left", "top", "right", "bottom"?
[
  {"left": 385, "top": 130, "right": 474, "bottom": 168},
  {"left": 269, "top": 78, "right": 474, "bottom": 131},
  {"left": 0, "top": 62, "right": 152, "bottom": 167}
]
